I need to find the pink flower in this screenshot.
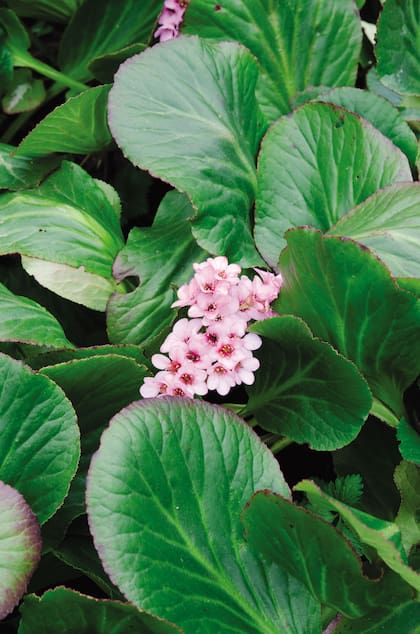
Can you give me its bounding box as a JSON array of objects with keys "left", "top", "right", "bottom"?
[{"left": 154, "top": 0, "right": 190, "bottom": 42}]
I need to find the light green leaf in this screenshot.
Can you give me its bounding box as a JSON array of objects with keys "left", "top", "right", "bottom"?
[
  {"left": 58, "top": 0, "right": 162, "bottom": 81},
  {"left": 0, "top": 281, "right": 73, "bottom": 348},
  {"left": 16, "top": 85, "right": 112, "bottom": 157},
  {"left": 2, "top": 68, "right": 45, "bottom": 114},
  {"left": 255, "top": 103, "right": 412, "bottom": 267},
  {"left": 397, "top": 418, "right": 420, "bottom": 465},
  {"left": 0, "top": 480, "right": 41, "bottom": 620},
  {"left": 87, "top": 398, "right": 322, "bottom": 633},
  {"left": 275, "top": 229, "right": 420, "bottom": 418},
  {"left": 183, "top": 0, "right": 362, "bottom": 123},
  {"left": 243, "top": 491, "right": 412, "bottom": 619},
  {"left": 246, "top": 316, "right": 371, "bottom": 450},
  {"left": 19, "top": 588, "right": 183, "bottom": 633},
  {"left": 107, "top": 191, "right": 207, "bottom": 349},
  {"left": 328, "top": 183, "right": 420, "bottom": 280},
  {"left": 376, "top": 0, "right": 420, "bottom": 96},
  {"left": 0, "top": 143, "right": 59, "bottom": 191},
  {"left": 0, "top": 353, "right": 80, "bottom": 524},
  {"left": 394, "top": 461, "right": 420, "bottom": 556},
  {"left": 295, "top": 480, "right": 420, "bottom": 592},
  {"left": 108, "top": 36, "right": 265, "bottom": 267}
]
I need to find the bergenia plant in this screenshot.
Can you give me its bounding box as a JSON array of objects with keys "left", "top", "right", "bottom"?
[{"left": 0, "top": 0, "right": 419, "bottom": 632}]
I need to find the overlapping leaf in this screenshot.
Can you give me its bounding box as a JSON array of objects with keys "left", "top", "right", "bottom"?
[
  {"left": 255, "top": 103, "right": 412, "bottom": 267},
  {"left": 245, "top": 316, "right": 371, "bottom": 450},
  {"left": 0, "top": 353, "right": 79, "bottom": 524},
  {"left": 108, "top": 36, "right": 264, "bottom": 266},
  {"left": 87, "top": 398, "right": 322, "bottom": 633},
  {"left": 275, "top": 229, "right": 420, "bottom": 418},
  {"left": 6, "top": 0, "right": 82, "bottom": 23},
  {"left": 183, "top": 0, "right": 362, "bottom": 122},
  {"left": 0, "top": 143, "right": 59, "bottom": 190}
]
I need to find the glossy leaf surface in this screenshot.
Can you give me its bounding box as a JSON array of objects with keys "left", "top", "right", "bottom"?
[
  {"left": 108, "top": 36, "right": 264, "bottom": 266},
  {"left": 0, "top": 353, "right": 79, "bottom": 524},
  {"left": 246, "top": 316, "right": 371, "bottom": 450},
  {"left": 255, "top": 103, "right": 412, "bottom": 266}
]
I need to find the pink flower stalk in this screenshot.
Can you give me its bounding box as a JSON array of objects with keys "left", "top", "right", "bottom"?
[
  {"left": 139, "top": 257, "right": 283, "bottom": 400},
  {"left": 154, "top": 0, "right": 190, "bottom": 42}
]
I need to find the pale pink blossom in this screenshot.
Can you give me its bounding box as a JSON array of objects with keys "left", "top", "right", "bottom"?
[{"left": 154, "top": 0, "right": 189, "bottom": 42}]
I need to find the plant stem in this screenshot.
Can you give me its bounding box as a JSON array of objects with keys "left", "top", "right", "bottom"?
[
  {"left": 14, "top": 50, "right": 88, "bottom": 93},
  {"left": 270, "top": 436, "right": 293, "bottom": 454}
]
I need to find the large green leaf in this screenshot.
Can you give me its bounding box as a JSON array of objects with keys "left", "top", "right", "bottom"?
[
  {"left": 334, "top": 599, "right": 420, "bottom": 634},
  {"left": 296, "top": 480, "right": 420, "bottom": 592},
  {"left": 108, "top": 36, "right": 264, "bottom": 267},
  {"left": 107, "top": 191, "right": 207, "bottom": 349},
  {"left": 275, "top": 229, "right": 420, "bottom": 418},
  {"left": 0, "top": 281, "right": 73, "bottom": 348},
  {"left": 0, "top": 480, "right": 41, "bottom": 620},
  {"left": 15, "top": 85, "right": 112, "bottom": 157},
  {"left": 58, "top": 0, "right": 162, "bottom": 81},
  {"left": 40, "top": 354, "right": 148, "bottom": 540},
  {"left": 87, "top": 398, "right": 322, "bottom": 633},
  {"left": 375, "top": 0, "right": 420, "bottom": 96},
  {"left": 6, "top": 0, "right": 82, "bottom": 23},
  {"left": 19, "top": 588, "right": 183, "bottom": 633},
  {"left": 245, "top": 316, "right": 371, "bottom": 450},
  {"left": 328, "top": 183, "right": 420, "bottom": 280},
  {"left": 0, "top": 162, "right": 124, "bottom": 310},
  {"left": 255, "top": 103, "right": 412, "bottom": 267},
  {"left": 0, "top": 353, "right": 79, "bottom": 524},
  {"left": 0, "top": 143, "right": 59, "bottom": 190},
  {"left": 183, "top": 0, "right": 362, "bottom": 123},
  {"left": 243, "top": 491, "right": 412, "bottom": 619}
]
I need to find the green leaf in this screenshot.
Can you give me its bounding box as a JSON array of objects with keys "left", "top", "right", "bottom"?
[
  {"left": 275, "top": 229, "right": 420, "bottom": 418},
  {"left": 397, "top": 418, "right": 420, "bottom": 464},
  {"left": 0, "top": 143, "right": 59, "bottom": 190},
  {"left": 107, "top": 191, "right": 207, "bottom": 349},
  {"left": 16, "top": 85, "right": 112, "bottom": 157},
  {"left": 246, "top": 316, "right": 371, "bottom": 450},
  {"left": 87, "top": 398, "right": 322, "bottom": 633},
  {"left": 310, "top": 86, "right": 418, "bottom": 165},
  {"left": 2, "top": 68, "right": 45, "bottom": 114},
  {"left": 58, "top": 0, "right": 162, "bottom": 81},
  {"left": 334, "top": 599, "right": 420, "bottom": 634},
  {"left": 295, "top": 480, "right": 420, "bottom": 592},
  {"left": 328, "top": 183, "right": 420, "bottom": 281},
  {"left": 243, "top": 491, "right": 412, "bottom": 619},
  {"left": 0, "top": 8, "right": 30, "bottom": 56},
  {"left": 0, "top": 162, "right": 124, "bottom": 310},
  {"left": 394, "top": 461, "right": 420, "bottom": 557},
  {"left": 333, "top": 418, "right": 401, "bottom": 521},
  {"left": 88, "top": 43, "right": 147, "bottom": 84},
  {"left": 39, "top": 354, "right": 148, "bottom": 540},
  {"left": 6, "top": 0, "right": 82, "bottom": 24},
  {"left": 0, "top": 281, "right": 73, "bottom": 348},
  {"left": 255, "top": 103, "right": 412, "bottom": 267},
  {"left": 376, "top": 0, "right": 420, "bottom": 96},
  {"left": 0, "top": 353, "right": 79, "bottom": 524},
  {"left": 183, "top": 0, "right": 362, "bottom": 123},
  {"left": 108, "top": 36, "right": 265, "bottom": 267},
  {"left": 29, "top": 343, "right": 150, "bottom": 371},
  {"left": 0, "top": 480, "right": 41, "bottom": 620},
  {"left": 19, "top": 588, "right": 183, "bottom": 633}
]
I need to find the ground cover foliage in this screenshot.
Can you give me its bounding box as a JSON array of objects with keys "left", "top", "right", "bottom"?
[{"left": 0, "top": 0, "right": 419, "bottom": 631}]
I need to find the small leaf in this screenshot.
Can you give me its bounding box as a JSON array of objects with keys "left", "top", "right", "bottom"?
[
  {"left": 107, "top": 191, "right": 207, "bottom": 348},
  {"left": 87, "top": 398, "right": 322, "bottom": 633},
  {"left": 19, "top": 587, "right": 183, "bottom": 633},
  {"left": 0, "top": 353, "right": 80, "bottom": 524},
  {"left": 58, "top": 0, "right": 162, "bottom": 81},
  {"left": 246, "top": 315, "right": 371, "bottom": 450},
  {"left": 0, "top": 281, "right": 73, "bottom": 348},
  {"left": 2, "top": 68, "right": 45, "bottom": 114},
  {"left": 255, "top": 103, "right": 412, "bottom": 266},
  {"left": 0, "top": 143, "right": 59, "bottom": 190},
  {"left": 0, "top": 8, "right": 30, "bottom": 56},
  {"left": 88, "top": 42, "right": 147, "bottom": 84},
  {"left": 376, "top": 0, "right": 420, "bottom": 96},
  {"left": 108, "top": 36, "right": 265, "bottom": 266},
  {"left": 16, "top": 85, "right": 112, "bottom": 157},
  {"left": 328, "top": 183, "right": 420, "bottom": 280},
  {"left": 243, "top": 491, "right": 412, "bottom": 619},
  {"left": 183, "top": 0, "right": 362, "bottom": 123},
  {"left": 397, "top": 418, "right": 420, "bottom": 464},
  {"left": 0, "top": 480, "right": 41, "bottom": 620},
  {"left": 394, "top": 461, "right": 420, "bottom": 556},
  {"left": 275, "top": 229, "right": 420, "bottom": 418},
  {"left": 334, "top": 599, "right": 420, "bottom": 634}
]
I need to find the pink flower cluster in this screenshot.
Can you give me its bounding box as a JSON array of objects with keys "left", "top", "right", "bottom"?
[
  {"left": 140, "top": 257, "right": 283, "bottom": 399},
  {"left": 154, "top": 0, "right": 189, "bottom": 43}
]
